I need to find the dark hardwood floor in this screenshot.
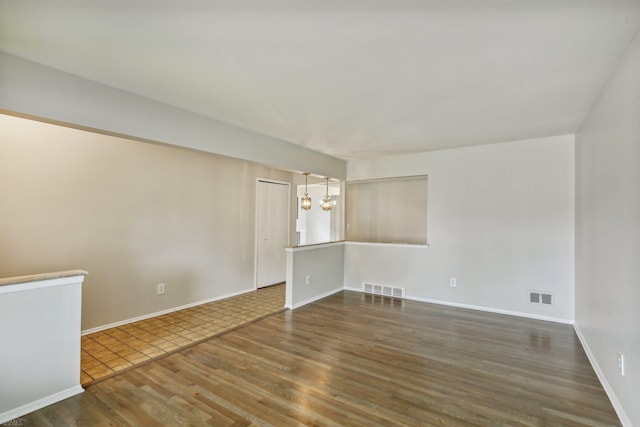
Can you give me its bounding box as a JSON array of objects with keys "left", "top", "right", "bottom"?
[{"left": 22, "top": 291, "right": 619, "bottom": 426}]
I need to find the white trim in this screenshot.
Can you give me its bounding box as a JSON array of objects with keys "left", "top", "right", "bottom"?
[
  {"left": 286, "top": 240, "right": 430, "bottom": 252},
  {"left": 403, "top": 295, "right": 573, "bottom": 324},
  {"left": 0, "top": 385, "right": 84, "bottom": 424},
  {"left": 344, "top": 241, "right": 429, "bottom": 249},
  {"left": 81, "top": 287, "right": 254, "bottom": 335},
  {"left": 574, "top": 325, "right": 630, "bottom": 427},
  {"left": 0, "top": 270, "right": 87, "bottom": 287},
  {"left": 254, "top": 177, "right": 291, "bottom": 290},
  {"left": 343, "top": 287, "right": 573, "bottom": 325},
  {"left": 0, "top": 274, "right": 86, "bottom": 295},
  {"left": 286, "top": 241, "right": 344, "bottom": 252},
  {"left": 285, "top": 250, "right": 294, "bottom": 309},
  {"left": 291, "top": 287, "right": 343, "bottom": 310}
]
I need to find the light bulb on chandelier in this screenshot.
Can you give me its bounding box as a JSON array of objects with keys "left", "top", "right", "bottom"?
[
  {"left": 321, "top": 177, "right": 333, "bottom": 211},
  {"left": 301, "top": 173, "right": 312, "bottom": 211}
]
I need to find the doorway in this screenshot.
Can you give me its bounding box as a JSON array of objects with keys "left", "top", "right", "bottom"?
[{"left": 255, "top": 179, "right": 290, "bottom": 288}]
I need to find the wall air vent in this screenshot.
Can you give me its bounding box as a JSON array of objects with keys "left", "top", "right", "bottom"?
[
  {"left": 540, "top": 293, "right": 553, "bottom": 305},
  {"left": 529, "top": 291, "right": 553, "bottom": 305},
  {"left": 363, "top": 283, "right": 405, "bottom": 298}
]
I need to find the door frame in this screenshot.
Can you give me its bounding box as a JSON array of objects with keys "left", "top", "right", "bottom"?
[{"left": 254, "top": 178, "right": 291, "bottom": 290}]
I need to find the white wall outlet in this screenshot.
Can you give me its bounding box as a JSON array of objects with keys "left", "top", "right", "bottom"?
[
  {"left": 157, "top": 283, "right": 165, "bottom": 295},
  {"left": 449, "top": 278, "right": 457, "bottom": 287},
  {"left": 618, "top": 353, "right": 625, "bottom": 376},
  {"left": 305, "top": 274, "right": 311, "bottom": 285}
]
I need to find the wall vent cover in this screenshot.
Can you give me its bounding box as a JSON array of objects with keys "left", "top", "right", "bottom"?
[
  {"left": 529, "top": 291, "right": 553, "bottom": 305},
  {"left": 363, "top": 283, "right": 405, "bottom": 298}
]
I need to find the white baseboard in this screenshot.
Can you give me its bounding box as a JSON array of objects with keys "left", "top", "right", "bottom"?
[
  {"left": 404, "top": 295, "right": 574, "bottom": 324},
  {"left": 82, "top": 287, "right": 255, "bottom": 335},
  {"left": 292, "top": 287, "right": 343, "bottom": 310},
  {"left": 0, "top": 385, "right": 84, "bottom": 424},
  {"left": 573, "top": 325, "right": 630, "bottom": 426},
  {"left": 345, "top": 287, "right": 574, "bottom": 325}
]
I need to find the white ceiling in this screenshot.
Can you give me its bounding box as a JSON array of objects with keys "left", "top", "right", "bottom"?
[{"left": 1, "top": 1, "right": 639, "bottom": 159}]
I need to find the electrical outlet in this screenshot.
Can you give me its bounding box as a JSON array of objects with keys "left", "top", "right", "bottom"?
[
  {"left": 449, "top": 278, "right": 457, "bottom": 287},
  {"left": 618, "top": 353, "right": 625, "bottom": 376},
  {"left": 157, "top": 283, "right": 165, "bottom": 295},
  {"left": 305, "top": 275, "right": 311, "bottom": 285}
]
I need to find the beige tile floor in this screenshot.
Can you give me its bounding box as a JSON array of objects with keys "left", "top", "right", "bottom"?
[{"left": 81, "top": 283, "right": 285, "bottom": 385}]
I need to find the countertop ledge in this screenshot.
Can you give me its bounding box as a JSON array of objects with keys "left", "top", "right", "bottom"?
[{"left": 0, "top": 270, "right": 88, "bottom": 287}]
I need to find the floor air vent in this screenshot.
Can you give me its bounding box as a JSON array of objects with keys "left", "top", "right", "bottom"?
[
  {"left": 529, "top": 291, "right": 553, "bottom": 305},
  {"left": 363, "top": 283, "right": 405, "bottom": 298}
]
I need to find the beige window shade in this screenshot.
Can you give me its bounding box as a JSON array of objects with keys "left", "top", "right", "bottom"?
[{"left": 346, "top": 175, "right": 428, "bottom": 244}]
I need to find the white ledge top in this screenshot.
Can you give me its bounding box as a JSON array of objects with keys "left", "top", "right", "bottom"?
[
  {"left": 344, "top": 241, "right": 429, "bottom": 249},
  {"left": 286, "top": 240, "right": 430, "bottom": 252},
  {"left": 0, "top": 270, "right": 88, "bottom": 287},
  {"left": 286, "top": 241, "right": 344, "bottom": 252}
]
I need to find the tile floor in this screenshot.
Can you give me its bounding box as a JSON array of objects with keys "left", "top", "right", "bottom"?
[{"left": 80, "top": 283, "right": 286, "bottom": 385}]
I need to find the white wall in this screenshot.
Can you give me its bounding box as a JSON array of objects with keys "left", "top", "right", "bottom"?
[
  {"left": 0, "top": 274, "right": 85, "bottom": 423},
  {"left": 296, "top": 181, "right": 340, "bottom": 245},
  {"left": 0, "top": 52, "right": 346, "bottom": 180},
  {"left": 286, "top": 243, "right": 344, "bottom": 309},
  {"left": 302, "top": 203, "right": 331, "bottom": 244},
  {"left": 347, "top": 135, "right": 575, "bottom": 322},
  {"left": 0, "top": 114, "right": 295, "bottom": 330},
  {"left": 575, "top": 29, "right": 640, "bottom": 427},
  {"left": 0, "top": 51, "right": 348, "bottom": 332}
]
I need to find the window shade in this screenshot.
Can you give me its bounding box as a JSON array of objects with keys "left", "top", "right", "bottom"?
[{"left": 346, "top": 175, "right": 428, "bottom": 244}]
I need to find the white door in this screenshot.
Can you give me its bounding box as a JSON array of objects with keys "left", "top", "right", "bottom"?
[{"left": 256, "top": 180, "right": 290, "bottom": 288}]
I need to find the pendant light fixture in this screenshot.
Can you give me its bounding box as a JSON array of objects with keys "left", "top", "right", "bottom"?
[
  {"left": 321, "top": 177, "right": 333, "bottom": 211},
  {"left": 301, "top": 173, "right": 312, "bottom": 211}
]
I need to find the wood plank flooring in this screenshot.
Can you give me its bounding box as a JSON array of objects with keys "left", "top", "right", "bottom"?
[{"left": 20, "top": 291, "right": 620, "bottom": 426}]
